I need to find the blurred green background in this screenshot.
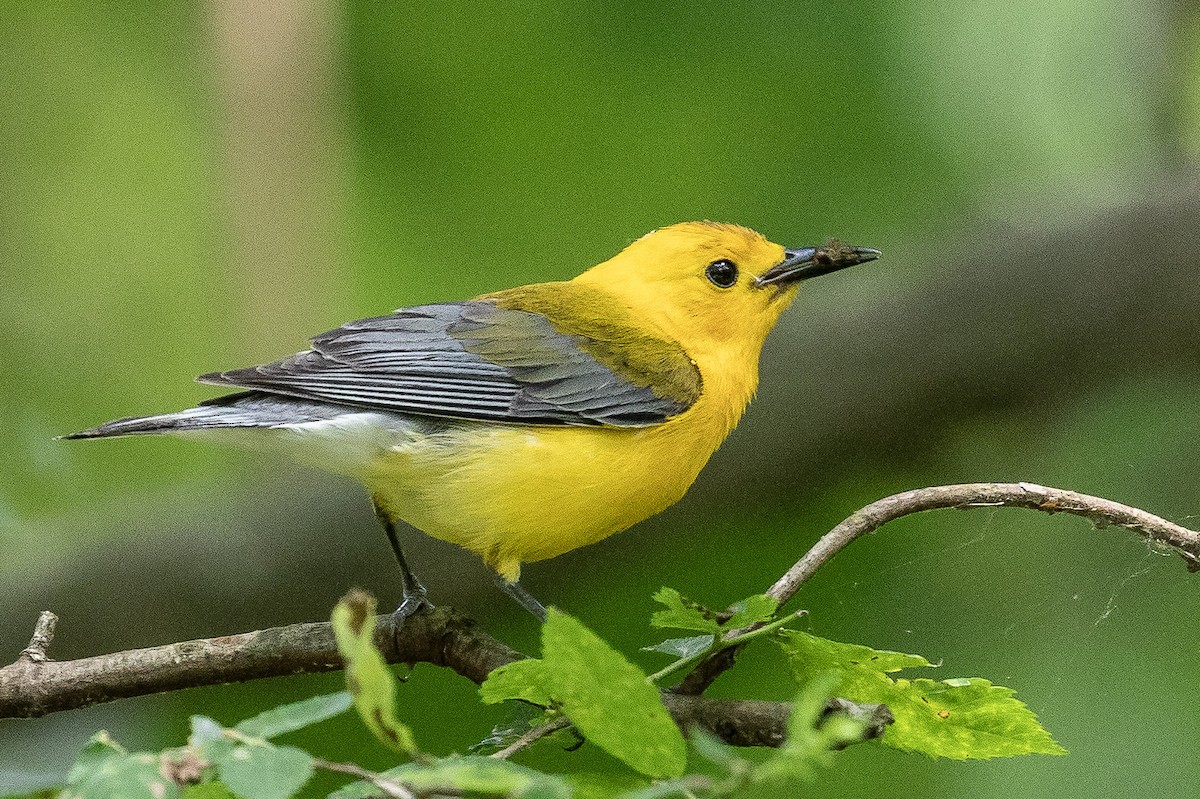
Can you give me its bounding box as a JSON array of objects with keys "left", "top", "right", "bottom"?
[{"left": 3, "top": 0, "right": 1199, "bottom": 795}]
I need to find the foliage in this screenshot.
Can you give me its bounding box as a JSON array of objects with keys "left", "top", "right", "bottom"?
[
  {"left": 776, "top": 630, "right": 1066, "bottom": 759},
  {"left": 330, "top": 591, "right": 418, "bottom": 755},
  {"left": 482, "top": 609, "right": 687, "bottom": 779},
  {"left": 20, "top": 589, "right": 1062, "bottom": 798}
]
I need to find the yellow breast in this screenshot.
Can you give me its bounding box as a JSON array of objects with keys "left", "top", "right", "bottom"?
[{"left": 360, "top": 374, "right": 747, "bottom": 582}]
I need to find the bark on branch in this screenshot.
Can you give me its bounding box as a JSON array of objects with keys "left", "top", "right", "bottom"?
[
  {"left": 4, "top": 482, "right": 1193, "bottom": 747},
  {"left": 0, "top": 605, "right": 891, "bottom": 747}
]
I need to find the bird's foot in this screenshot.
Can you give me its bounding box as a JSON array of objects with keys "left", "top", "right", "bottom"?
[{"left": 391, "top": 583, "right": 435, "bottom": 628}]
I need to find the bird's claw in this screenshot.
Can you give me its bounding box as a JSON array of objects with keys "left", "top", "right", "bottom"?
[{"left": 392, "top": 586, "right": 434, "bottom": 628}]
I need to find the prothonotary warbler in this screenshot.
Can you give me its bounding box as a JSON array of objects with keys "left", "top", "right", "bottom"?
[{"left": 66, "top": 222, "right": 879, "bottom": 620}]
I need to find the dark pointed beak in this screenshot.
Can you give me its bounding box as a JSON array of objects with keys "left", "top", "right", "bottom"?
[{"left": 755, "top": 240, "right": 881, "bottom": 287}]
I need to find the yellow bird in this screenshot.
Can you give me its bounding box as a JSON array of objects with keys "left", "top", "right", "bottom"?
[{"left": 66, "top": 222, "right": 878, "bottom": 619}]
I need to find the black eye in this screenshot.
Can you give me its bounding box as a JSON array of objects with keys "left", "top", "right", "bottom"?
[{"left": 705, "top": 259, "right": 738, "bottom": 288}]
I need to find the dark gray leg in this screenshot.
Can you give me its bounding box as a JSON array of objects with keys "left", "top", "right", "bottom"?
[
  {"left": 494, "top": 573, "right": 548, "bottom": 622},
  {"left": 372, "top": 501, "right": 433, "bottom": 623}
]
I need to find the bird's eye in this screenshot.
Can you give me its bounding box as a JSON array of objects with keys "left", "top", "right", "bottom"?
[{"left": 705, "top": 259, "right": 738, "bottom": 288}]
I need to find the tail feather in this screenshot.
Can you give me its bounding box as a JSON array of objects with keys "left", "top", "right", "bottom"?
[
  {"left": 60, "top": 391, "right": 356, "bottom": 439},
  {"left": 61, "top": 409, "right": 242, "bottom": 439}
]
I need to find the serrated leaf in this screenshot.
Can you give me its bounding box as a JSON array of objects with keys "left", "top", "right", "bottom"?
[
  {"left": 542, "top": 610, "right": 686, "bottom": 779},
  {"left": 640, "top": 635, "right": 714, "bottom": 659},
  {"left": 215, "top": 743, "right": 313, "bottom": 799},
  {"left": 328, "top": 756, "right": 570, "bottom": 799},
  {"left": 479, "top": 611, "right": 687, "bottom": 776},
  {"left": 181, "top": 783, "right": 238, "bottom": 799},
  {"left": 331, "top": 590, "right": 418, "bottom": 754},
  {"left": 776, "top": 630, "right": 1065, "bottom": 759},
  {"left": 723, "top": 594, "right": 779, "bottom": 629},
  {"left": 479, "top": 658, "right": 555, "bottom": 706},
  {"left": 778, "top": 630, "right": 930, "bottom": 685},
  {"left": 649, "top": 588, "right": 720, "bottom": 634},
  {"left": 234, "top": 692, "right": 352, "bottom": 740},
  {"left": 61, "top": 750, "right": 177, "bottom": 799},
  {"left": 878, "top": 677, "right": 1067, "bottom": 759}
]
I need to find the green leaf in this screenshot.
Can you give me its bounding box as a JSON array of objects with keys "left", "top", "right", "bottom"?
[
  {"left": 189, "top": 715, "right": 234, "bottom": 763},
  {"left": 876, "top": 677, "right": 1067, "bottom": 759},
  {"left": 723, "top": 594, "right": 779, "bottom": 629},
  {"left": 565, "top": 773, "right": 652, "bottom": 799},
  {"left": 328, "top": 756, "right": 570, "bottom": 799},
  {"left": 640, "top": 635, "right": 714, "bottom": 659},
  {"left": 776, "top": 630, "right": 1066, "bottom": 759},
  {"left": 215, "top": 743, "right": 313, "bottom": 799},
  {"left": 331, "top": 589, "right": 418, "bottom": 754},
  {"left": 479, "top": 658, "right": 555, "bottom": 706},
  {"left": 778, "top": 630, "right": 930, "bottom": 688},
  {"left": 65, "top": 732, "right": 125, "bottom": 785},
  {"left": 480, "top": 611, "right": 687, "bottom": 777},
  {"left": 61, "top": 748, "right": 178, "bottom": 799},
  {"left": 181, "top": 783, "right": 238, "bottom": 799},
  {"left": 542, "top": 610, "right": 686, "bottom": 779},
  {"left": 234, "top": 692, "right": 352, "bottom": 739},
  {"left": 188, "top": 716, "right": 226, "bottom": 747},
  {"left": 618, "top": 780, "right": 700, "bottom": 799},
  {"left": 649, "top": 588, "right": 720, "bottom": 634}
]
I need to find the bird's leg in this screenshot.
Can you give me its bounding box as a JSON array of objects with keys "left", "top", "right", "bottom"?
[
  {"left": 371, "top": 501, "right": 433, "bottom": 623},
  {"left": 494, "top": 574, "right": 548, "bottom": 622}
]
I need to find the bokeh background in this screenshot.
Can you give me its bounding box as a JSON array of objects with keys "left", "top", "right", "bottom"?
[{"left": 3, "top": 1, "right": 1199, "bottom": 796}]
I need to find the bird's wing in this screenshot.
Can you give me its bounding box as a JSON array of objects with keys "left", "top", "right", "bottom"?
[{"left": 198, "top": 300, "right": 701, "bottom": 427}]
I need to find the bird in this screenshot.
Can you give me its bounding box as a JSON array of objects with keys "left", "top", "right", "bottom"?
[{"left": 64, "top": 222, "right": 879, "bottom": 621}]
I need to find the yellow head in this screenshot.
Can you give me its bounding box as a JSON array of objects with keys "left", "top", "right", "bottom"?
[{"left": 574, "top": 221, "right": 878, "bottom": 362}]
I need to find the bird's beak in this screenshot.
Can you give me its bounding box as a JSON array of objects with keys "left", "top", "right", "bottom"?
[{"left": 755, "top": 241, "right": 881, "bottom": 287}]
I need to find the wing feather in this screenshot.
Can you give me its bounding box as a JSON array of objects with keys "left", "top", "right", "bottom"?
[{"left": 198, "top": 300, "right": 696, "bottom": 427}]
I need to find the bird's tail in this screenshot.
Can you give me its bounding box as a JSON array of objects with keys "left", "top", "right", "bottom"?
[
  {"left": 59, "top": 391, "right": 345, "bottom": 439},
  {"left": 61, "top": 409, "right": 232, "bottom": 439}
]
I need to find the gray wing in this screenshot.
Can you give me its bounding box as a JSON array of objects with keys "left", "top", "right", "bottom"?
[{"left": 197, "top": 302, "right": 691, "bottom": 427}]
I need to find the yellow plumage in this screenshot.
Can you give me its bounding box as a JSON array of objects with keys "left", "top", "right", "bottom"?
[
  {"left": 66, "top": 221, "right": 878, "bottom": 613},
  {"left": 363, "top": 223, "right": 798, "bottom": 581}
]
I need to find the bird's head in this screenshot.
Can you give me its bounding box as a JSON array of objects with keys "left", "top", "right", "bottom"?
[{"left": 575, "top": 221, "right": 879, "bottom": 359}]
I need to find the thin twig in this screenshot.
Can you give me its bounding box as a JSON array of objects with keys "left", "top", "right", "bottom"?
[
  {"left": 647, "top": 611, "right": 805, "bottom": 685},
  {"left": 769, "top": 482, "right": 1200, "bottom": 605},
  {"left": 489, "top": 717, "right": 571, "bottom": 760},
  {"left": 674, "top": 482, "right": 1200, "bottom": 695},
  {"left": 18, "top": 611, "right": 58, "bottom": 663},
  {"left": 314, "top": 758, "right": 415, "bottom": 799}
]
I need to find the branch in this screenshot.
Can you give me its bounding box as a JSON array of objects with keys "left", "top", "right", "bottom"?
[
  {"left": 10, "top": 483, "right": 1180, "bottom": 746},
  {"left": 313, "top": 758, "right": 415, "bottom": 799},
  {"left": 489, "top": 718, "right": 572, "bottom": 760},
  {"left": 674, "top": 482, "right": 1200, "bottom": 695},
  {"left": 768, "top": 482, "right": 1200, "bottom": 605},
  {"left": 0, "top": 606, "right": 836, "bottom": 748},
  {"left": 17, "top": 611, "right": 57, "bottom": 663}
]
